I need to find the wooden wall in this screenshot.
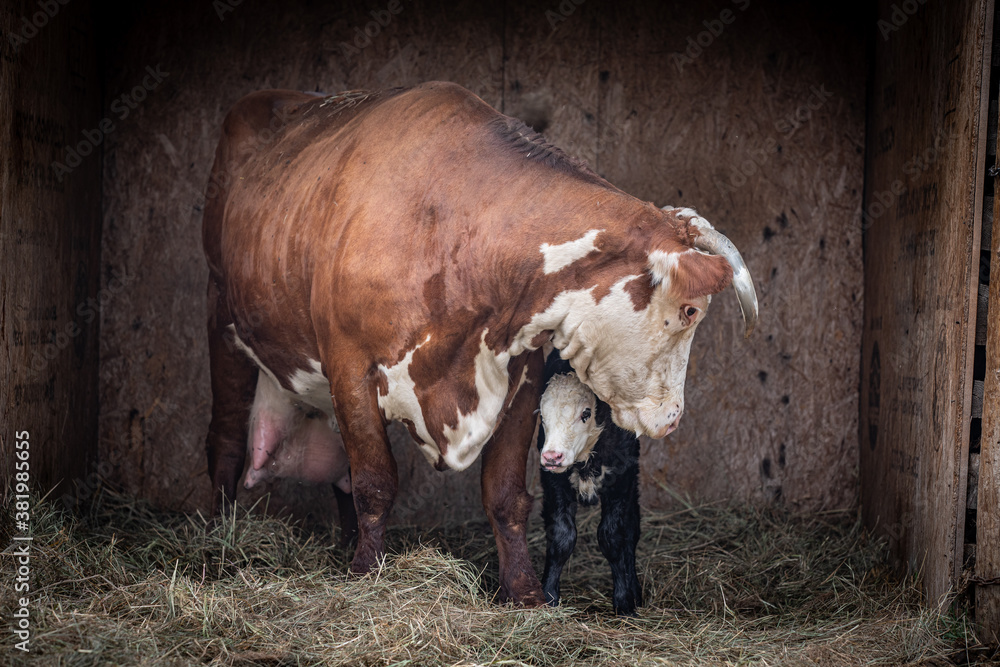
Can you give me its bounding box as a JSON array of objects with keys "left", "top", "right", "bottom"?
[
  {"left": 860, "top": 0, "right": 993, "bottom": 606},
  {"left": 976, "top": 1, "right": 1000, "bottom": 642},
  {"left": 95, "top": 0, "right": 865, "bottom": 526},
  {"left": 0, "top": 0, "right": 102, "bottom": 536}
]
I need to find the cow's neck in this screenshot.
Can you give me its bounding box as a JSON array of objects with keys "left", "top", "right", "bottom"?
[{"left": 502, "top": 193, "right": 658, "bottom": 365}]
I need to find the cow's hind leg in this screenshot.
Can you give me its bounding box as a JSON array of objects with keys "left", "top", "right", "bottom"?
[
  {"left": 540, "top": 468, "right": 578, "bottom": 607},
  {"left": 597, "top": 464, "right": 643, "bottom": 616},
  {"left": 329, "top": 372, "right": 397, "bottom": 574},
  {"left": 480, "top": 350, "right": 545, "bottom": 606},
  {"left": 206, "top": 279, "right": 257, "bottom": 515}
]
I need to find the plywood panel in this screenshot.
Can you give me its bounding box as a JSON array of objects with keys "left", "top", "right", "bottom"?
[
  {"left": 503, "top": 1, "right": 600, "bottom": 168},
  {"left": 860, "top": 0, "right": 992, "bottom": 605},
  {"left": 598, "top": 1, "right": 866, "bottom": 511},
  {"left": 0, "top": 0, "right": 102, "bottom": 536}
]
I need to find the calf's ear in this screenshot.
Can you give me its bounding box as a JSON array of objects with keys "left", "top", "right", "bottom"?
[{"left": 648, "top": 248, "right": 733, "bottom": 300}]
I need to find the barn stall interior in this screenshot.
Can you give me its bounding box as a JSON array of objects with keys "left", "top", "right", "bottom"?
[{"left": 2, "top": 0, "right": 999, "bottom": 662}]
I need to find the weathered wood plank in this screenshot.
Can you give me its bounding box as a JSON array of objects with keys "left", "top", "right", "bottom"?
[
  {"left": 977, "top": 4, "right": 1000, "bottom": 632},
  {"left": 0, "top": 0, "right": 102, "bottom": 525},
  {"left": 861, "top": 0, "right": 992, "bottom": 607}
]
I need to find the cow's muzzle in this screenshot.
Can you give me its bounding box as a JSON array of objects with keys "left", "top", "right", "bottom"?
[{"left": 614, "top": 403, "right": 683, "bottom": 439}]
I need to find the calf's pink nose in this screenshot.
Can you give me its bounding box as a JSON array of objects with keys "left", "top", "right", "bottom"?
[{"left": 542, "top": 451, "right": 563, "bottom": 466}]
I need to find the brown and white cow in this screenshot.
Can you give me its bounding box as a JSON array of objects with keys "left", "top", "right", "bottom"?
[{"left": 202, "top": 81, "right": 757, "bottom": 606}]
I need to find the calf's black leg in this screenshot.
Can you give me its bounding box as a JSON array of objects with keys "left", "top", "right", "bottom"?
[
  {"left": 597, "top": 465, "right": 642, "bottom": 616},
  {"left": 540, "top": 468, "right": 578, "bottom": 607}
]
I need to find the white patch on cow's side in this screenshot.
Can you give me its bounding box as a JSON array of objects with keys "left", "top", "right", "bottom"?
[
  {"left": 229, "top": 324, "right": 279, "bottom": 384},
  {"left": 569, "top": 466, "right": 609, "bottom": 503},
  {"left": 377, "top": 335, "right": 440, "bottom": 465},
  {"left": 228, "top": 325, "right": 335, "bottom": 416},
  {"left": 539, "top": 229, "right": 603, "bottom": 275},
  {"left": 288, "top": 359, "right": 335, "bottom": 414},
  {"left": 440, "top": 330, "right": 512, "bottom": 471}
]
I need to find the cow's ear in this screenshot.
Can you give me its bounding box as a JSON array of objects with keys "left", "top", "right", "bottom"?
[{"left": 648, "top": 248, "right": 733, "bottom": 299}]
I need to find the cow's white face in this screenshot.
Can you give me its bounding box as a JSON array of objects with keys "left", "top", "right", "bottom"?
[
  {"left": 550, "top": 248, "right": 728, "bottom": 439},
  {"left": 538, "top": 372, "right": 603, "bottom": 472}
]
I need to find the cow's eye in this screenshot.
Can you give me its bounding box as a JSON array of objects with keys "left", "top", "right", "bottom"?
[
  {"left": 581, "top": 408, "right": 591, "bottom": 423},
  {"left": 681, "top": 305, "right": 700, "bottom": 325}
]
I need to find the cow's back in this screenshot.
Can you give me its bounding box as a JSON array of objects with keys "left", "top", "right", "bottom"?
[
  {"left": 204, "top": 90, "right": 315, "bottom": 275},
  {"left": 203, "top": 88, "right": 406, "bottom": 278}
]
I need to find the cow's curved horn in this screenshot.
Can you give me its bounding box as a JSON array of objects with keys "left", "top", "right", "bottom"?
[{"left": 692, "top": 228, "right": 758, "bottom": 338}]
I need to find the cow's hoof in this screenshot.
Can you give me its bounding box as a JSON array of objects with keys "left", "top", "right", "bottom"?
[
  {"left": 349, "top": 560, "right": 374, "bottom": 576},
  {"left": 349, "top": 544, "right": 383, "bottom": 576},
  {"left": 518, "top": 589, "right": 547, "bottom": 608},
  {"left": 499, "top": 583, "right": 547, "bottom": 608}
]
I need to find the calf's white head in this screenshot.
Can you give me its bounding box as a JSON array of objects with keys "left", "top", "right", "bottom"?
[
  {"left": 554, "top": 210, "right": 758, "bottom": 439},
  {"left": 538, "top": 372, "right": 603, "bottom": 473}
]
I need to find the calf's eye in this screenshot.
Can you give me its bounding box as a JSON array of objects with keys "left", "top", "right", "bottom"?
[
  {"left": 581, "top": 408, "right": 591, "bottom": 423},
  {"left": 686, "top": 306, "right": 698, "bottom": 318}
]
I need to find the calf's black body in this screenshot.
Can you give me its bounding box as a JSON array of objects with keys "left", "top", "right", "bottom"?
[{"left": 537, "top": 350, "right": 643, "bottom": 615}]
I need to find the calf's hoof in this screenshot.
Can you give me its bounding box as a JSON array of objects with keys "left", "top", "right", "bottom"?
[
  {"left": 613, "top": 592, "right": 643, "bottom": 616},
  {"left": 614, "top": 603, "right": 638, "bottom": 617}
]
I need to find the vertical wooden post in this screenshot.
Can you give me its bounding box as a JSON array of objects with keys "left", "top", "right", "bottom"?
[
  {"left": 860, "top": 0, "right": 993, "bottom": 607},
  {"left": 977, "top": 25, "right": 1000, "bottom": 638},
  {"left": 0, "top": 0, "right": 102, "bottom": 524}
]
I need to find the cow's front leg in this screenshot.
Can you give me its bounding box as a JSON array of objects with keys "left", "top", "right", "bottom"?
[
  {"left": 480, "top": 350, "right": 545, "bottom": 606},
  {"left": 205, "top": 279, "right": 257, "bottom": 515},
  {"left": 330, "top": 374, "right": 398, "bottom": 574}
]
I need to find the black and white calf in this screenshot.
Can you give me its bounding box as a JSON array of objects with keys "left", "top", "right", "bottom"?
[{"left": 537, "top": 350, "right": 643, "bottom": 615}]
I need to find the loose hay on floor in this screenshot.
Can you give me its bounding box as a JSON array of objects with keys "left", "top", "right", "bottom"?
[{"left": 1, "top": 489, "right": 988, "bottom": 666}]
